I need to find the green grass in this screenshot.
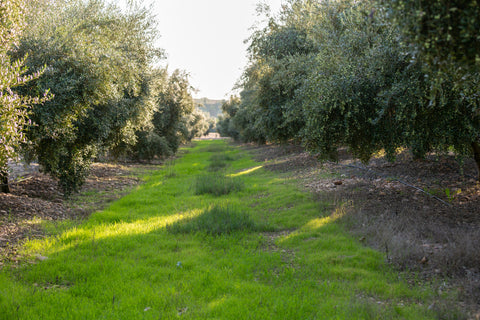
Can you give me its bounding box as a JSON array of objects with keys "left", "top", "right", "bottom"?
[
  {"left": 167, "top": 204, "right": 268, "bottom": 236},
  {"left": 194, "top": 173, "right": 244, "bottom": 196},
  {"left": 164, "top": 158, "right": 177, "bottom": 178},
  {"left": 0, "top": 140, "right": 441, "bottom": 319},
  {"left": 206, "top": 151, "right": 236, "bottom": 172}
]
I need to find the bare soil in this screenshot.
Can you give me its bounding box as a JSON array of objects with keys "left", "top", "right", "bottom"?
[{"left": 245, "top": 143, "right": 480, "bottom": 319}]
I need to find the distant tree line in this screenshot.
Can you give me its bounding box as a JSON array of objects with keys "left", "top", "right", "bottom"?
[
  {"left": 0, "top": 0, "right": 211, "bottom": 195},
  {"left": 218, "top": 0, "right": 480, "bottom": 178},
  {"left": 195, "top": 98, "right": 224, "bottom": 119}
]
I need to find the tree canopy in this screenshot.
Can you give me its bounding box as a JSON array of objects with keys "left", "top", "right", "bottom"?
[
  {"left": 1, "top": 0, "right": 202, "bottom": 195},
  {"left": 219, "top": 0, "right": 480, "bottom": 177}
]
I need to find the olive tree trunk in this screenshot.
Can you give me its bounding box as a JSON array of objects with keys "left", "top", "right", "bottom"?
[
  {"left": 0, "top": 167, "right": 10, "bottom": 193},
  {"left": 472, "top": 141, "right": 480, "bottom": 181}
]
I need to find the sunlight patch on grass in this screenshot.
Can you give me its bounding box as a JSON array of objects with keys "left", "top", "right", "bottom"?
[
  {"left": 281, "top": 200, "right": 352, "bottom": 243},
  {"left": 228, "top": 165, "right": 263, "bottom": 177},
  {"left": 207, "top": 295, "right": 228, "bottom": 309},
  {"left": 24, "top": 211, "right": 202, "bottom": 256},
  {"left": 280, "top": 216, "right": 336, "bottom": 243},
  {"left": 150, "top": 181, "right": 164, "bottom": 188},
  {"left": 304, "top": 216, "right": 336, "bottom": 230},
  {"left": 91, "top": 214, "right": 187, "bottom": 239}
]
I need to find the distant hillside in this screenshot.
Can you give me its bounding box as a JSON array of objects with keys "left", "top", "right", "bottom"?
[{"left": 195, "top": 98, "right": 224, "bottom": 118}]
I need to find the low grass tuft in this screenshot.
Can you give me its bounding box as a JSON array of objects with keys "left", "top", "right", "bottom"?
[
  {"left": 211, "top": 153, "right": 235, "bottom": 162},
  {"left": 207, "top": 160, "right": 228, "bottom": 172},
  {"left": 202, "top": 144, "right": 228, "bottom": 153},
  {"left": 194, "top": 173, "right": 244, "bottom": 196},
  {"left": 164, "top": 158, "right": 176, "bottom": 178},
  {"left": 207, "top": 153, "right": 235, "bottom": 171},
  {"left": 166, "top": 204, "right": 259, "bottom": 235}
]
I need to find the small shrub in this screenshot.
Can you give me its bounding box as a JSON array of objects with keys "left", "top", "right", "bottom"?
[
  {"left": 167, "top": 204, "right": 257, "bottom": 235},
  {"left": 133, "top": 131, "right": 172, "bottom": 161},
  {"left": 194, "top": 173, "right": 244, "bottom": 196}
]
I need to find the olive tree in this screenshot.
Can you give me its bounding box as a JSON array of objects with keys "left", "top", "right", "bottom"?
[
  {"left": 0, "top": 0, "right": 51, "bottom": 193},
  {"left": 131, "top": 69, "right": 197, "bottom": 161},
  {"left": 387, "top": 0, "right": 480, "bottom": 176},
  {"left": 217, "top": 96, "right": 241, "bottom": 140},
  {"left": 14, "top": 0, "right": 162, "bottom": 194},
  {"left": 236, "top": 0, "right": 318, "bottom": 143},
  {"left": 234, "top": 0, "right": 480, "bottom": 179},
  {"left": 183, "top": 108, "right": 211, "bottom": 140}
]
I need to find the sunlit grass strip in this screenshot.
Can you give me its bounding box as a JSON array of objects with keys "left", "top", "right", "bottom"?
[
  {"left": 22, "top": 213, "right": 192, "bottom": 256},
  {"left": 229, "top": 165, "right": 263, "bottom": 177}
]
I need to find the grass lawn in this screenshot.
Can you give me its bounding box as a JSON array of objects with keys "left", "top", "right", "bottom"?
[{"left": 0, "top": 140, "right": 439, "bottom": 319}]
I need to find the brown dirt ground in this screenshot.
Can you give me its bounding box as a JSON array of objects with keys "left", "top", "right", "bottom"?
[{"left": 245, "top": 143, "right": 480, "bottom": 319}]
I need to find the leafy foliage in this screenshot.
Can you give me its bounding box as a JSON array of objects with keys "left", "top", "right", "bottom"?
[
  {"left": 7, "top": 0, "right": 199, "bottom": 194},
  {"left": 217, "top": 96, "right": 241, "bottom": 140},
  {"left": 387, "top": 0, "right": 480, "bottom": 171},
  {"left": 183, "top": 107, "right": 212, "bottom": 141},
  {"left": 0, "top": 0, "right": 24, "bottom": 47},
  {"left": 130, "top": 131, "right": 172, "bottom": 162},
  {"left": 10, "top": 0, "right": 163, "bottom": 194},
  {"left": 227, "top": 0, "right": 480, "bottom": 177},
  {"left": 388, "top": 0, "right": 480, "bottom": 69},
  {"left": 0, "top": 0, "right": 51, "bottom": 192}
]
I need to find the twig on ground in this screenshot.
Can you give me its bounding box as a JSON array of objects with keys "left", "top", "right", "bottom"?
[{"left": 0, "top": 175, "right": 36, "bottom": 188}]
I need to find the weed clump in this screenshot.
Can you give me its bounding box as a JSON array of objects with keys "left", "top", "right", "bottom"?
[
  {"left": 194, "top": 173, "right": 244, "bottom": 196},
  {"left": 210, "top": 153, "right": 235, "bottom": 162},
  {"left": 207, "top": 153, "right": 235, "bottom": 172},
  {"left": 164, "top": 159, "right": 176, "bottom": 177},
  {"left": 167, "top": 205, "right": 258, "bottom": 235}
]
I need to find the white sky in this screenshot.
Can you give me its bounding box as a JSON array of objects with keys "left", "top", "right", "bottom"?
[{"left": 126, "top": 0, "right": 284, "bottom": 100}]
